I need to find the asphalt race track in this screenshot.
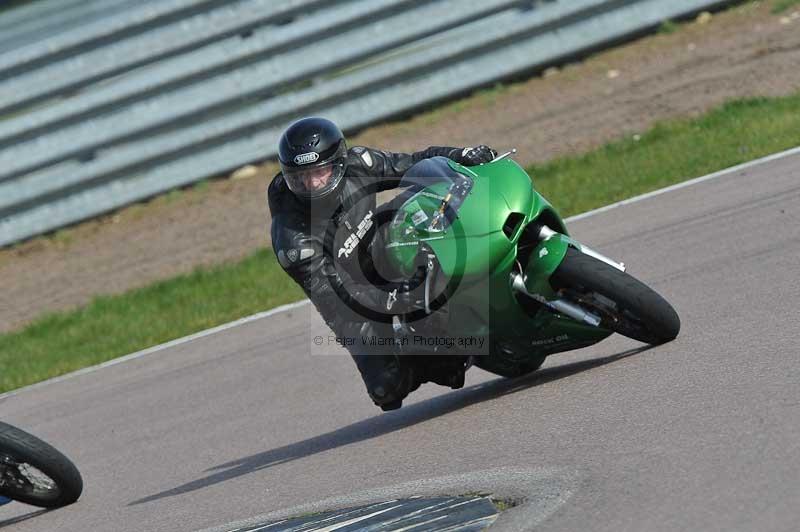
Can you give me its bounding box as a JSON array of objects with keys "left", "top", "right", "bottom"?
[{"left": 2, "top": 151, "right": 799, "bottom": 531}]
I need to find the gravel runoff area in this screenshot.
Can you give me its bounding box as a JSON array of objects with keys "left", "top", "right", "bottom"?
[{"left": 2, "top": 1, "right": 799, "bottom": 333}]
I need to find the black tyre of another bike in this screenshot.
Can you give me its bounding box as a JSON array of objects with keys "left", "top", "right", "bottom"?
[
  {"left": 551, "top": 247, "right": 680, "bottom": 345},
  {"left": 0, "top": 422, "right": 83, "bottom": 508}
]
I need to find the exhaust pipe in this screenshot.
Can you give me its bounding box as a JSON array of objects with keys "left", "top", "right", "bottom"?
[{"left": 511, "top": 272, "right": 602, "bottom": 327}]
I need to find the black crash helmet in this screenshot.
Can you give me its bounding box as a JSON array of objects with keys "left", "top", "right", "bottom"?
[{"left": 278, "top": 117, "right": 348, "bottom": 201}]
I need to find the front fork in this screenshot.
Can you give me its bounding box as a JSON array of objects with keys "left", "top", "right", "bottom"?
[{"left": 510, "top": 225, "right": 625, "bottom": 326}]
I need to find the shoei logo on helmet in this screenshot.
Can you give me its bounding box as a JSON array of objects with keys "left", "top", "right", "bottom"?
[{"left": 294, "top": 152, "right": 319, "bottom": 165}]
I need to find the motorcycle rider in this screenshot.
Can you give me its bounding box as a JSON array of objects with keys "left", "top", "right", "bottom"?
[{"left": 268, "top": 117, "right": 496, "bottom": 410}]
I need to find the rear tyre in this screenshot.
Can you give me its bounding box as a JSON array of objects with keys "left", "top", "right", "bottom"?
[
  {"left": 0, "top": 422, "right": 83, "bottom": 508},
  {"left": 551, "top": 247, "right": 680, "bottom": 344}
]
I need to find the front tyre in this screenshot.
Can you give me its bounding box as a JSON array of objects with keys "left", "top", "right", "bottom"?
[
  {"left": 551, "top": 247, "right": 680, "bottom": 344},
  {"left": 0, "top": 422, "right": 83, "bottom": 508}
]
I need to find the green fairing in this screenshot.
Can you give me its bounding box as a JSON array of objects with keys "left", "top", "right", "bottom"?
[{"left": 384, "top": 158, "right": 612, "bottom": 362}]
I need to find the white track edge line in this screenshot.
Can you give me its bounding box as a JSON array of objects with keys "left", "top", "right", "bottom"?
[{"left": 3, "top": 144, "right": 799, "bottom": 400}]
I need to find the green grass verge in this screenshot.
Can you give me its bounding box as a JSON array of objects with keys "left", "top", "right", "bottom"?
[
  {"left": 657, "top": 20, "right": 679, "bottom": 34},
  {"left": 531, "top": 93, "right": 800, "bottom": 216},
  {"left": 773, "top": 0, "right": 800, "bottom": 14},
  {"left": 3, "top": 91, "right": 800, "bottom": 393},
  {"left": 0, "top": 250, "right": 304, "bottom": 393}
]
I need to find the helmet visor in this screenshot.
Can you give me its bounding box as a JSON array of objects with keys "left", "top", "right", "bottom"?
[{"left": 282, "top": 144, "right": 346, "bottom": 199}]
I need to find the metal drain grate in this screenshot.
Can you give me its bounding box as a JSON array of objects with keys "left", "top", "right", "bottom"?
[{"left": 230, "top": 496, "right": 499, "bottom": 531}]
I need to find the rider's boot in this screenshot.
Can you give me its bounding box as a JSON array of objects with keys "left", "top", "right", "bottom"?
[
  {"left": 416, "top": 355, "right": 467, "bottom": 390},
  {"left": 351, "top": 353, "right": 420, "bottom": 410},
  {"left": 445, "top": 368, "right": 465, "bottom": 389}
]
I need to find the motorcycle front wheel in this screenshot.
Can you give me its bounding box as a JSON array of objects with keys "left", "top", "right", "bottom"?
[
  {"left": 551, "top": 247, "right": 680, "bottom": 345},
  {"left": 0, "top": 422, "right": 83, "bottom": 508}
]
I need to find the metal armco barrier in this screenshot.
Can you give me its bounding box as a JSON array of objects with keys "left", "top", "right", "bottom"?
[{"left": 0, "top": 0, "right": 733, "bottom": 247}]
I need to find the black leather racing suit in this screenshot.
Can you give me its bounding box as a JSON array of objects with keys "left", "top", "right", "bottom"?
[{"left": 268, "top": 145, "right": 469, "bottom": 404}]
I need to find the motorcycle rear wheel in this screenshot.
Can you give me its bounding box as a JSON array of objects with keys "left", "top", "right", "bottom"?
[
  {"left": 551, "top": 247, "right": 680, "bottom": 345},
  {"left": 0, "top": 422, "right": 83, "bottom": 508}
]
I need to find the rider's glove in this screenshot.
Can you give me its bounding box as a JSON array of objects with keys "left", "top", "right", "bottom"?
[
  {"left": 458, "top": 145, "right": 497, "bottom": 166},
  {"left": 384, "top": 265, "right": 426, "bottom": 315}
]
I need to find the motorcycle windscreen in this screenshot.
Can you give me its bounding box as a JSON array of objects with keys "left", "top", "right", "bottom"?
[{"left": 391, "top": 157, "right": 474, "bottom": 232}]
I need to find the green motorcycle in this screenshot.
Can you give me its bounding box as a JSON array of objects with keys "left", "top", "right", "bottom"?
[{"left": 382, "top": 153, "right": 680, "bottom": 380}]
